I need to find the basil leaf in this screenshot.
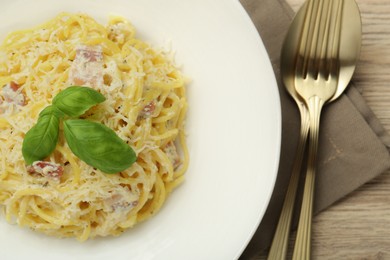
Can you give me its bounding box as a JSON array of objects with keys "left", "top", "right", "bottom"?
[
  {"left": 52, "top": 86, "right": 106, "bottom": 117},
  {"left": 63, "top": 119, "right": 137, "bottom": 174},
  {"left": 22, "top": 109, "right": 60, "bottom": 165}
]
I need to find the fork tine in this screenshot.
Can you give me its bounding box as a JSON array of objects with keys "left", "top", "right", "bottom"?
[
  {"left": 317, "top": 0, "right": 334, "bottom": 79},
  {"left": 306, "top": 0, "right": 325, "bottom": 79},
  {"left": 296, "top": 0, "right": 316, "bottom": 79},
  {"left": 297, "top": 0, "right": 325, "bottom": 79}
]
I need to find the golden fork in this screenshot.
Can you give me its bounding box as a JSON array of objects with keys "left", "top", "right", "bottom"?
[{"left": 291, "top": 0, "right": 343, "bottom": 258}]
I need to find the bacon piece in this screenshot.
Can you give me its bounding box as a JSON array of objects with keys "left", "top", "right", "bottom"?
[
  {"left": 139, "top": 100, "right": 156, "bottom": 118},
  {"left": 27, "top": 161, "right": 64, "bottom": 179},
  {"left": 9, "top": 81, "right": 20, "bottom": 92},
  {"left": 163, "top": 141, "right": 181, "bottom": 169},
  {"left": 69, "top": 45, "right": 104, "bottom": 88},
  {"left": 104, "top": 193, "right": 138, "bottom": 212},
  {"left": 1, "top": 81, "right": 26, "bottom": 107}
]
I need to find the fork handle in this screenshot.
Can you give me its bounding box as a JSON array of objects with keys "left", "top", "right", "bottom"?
[
  {"left": 267, "top": 102, "right": 310, "bottom": 260},
  {"left": 292, "top": 96, "right": 324, "bottom": 260}
]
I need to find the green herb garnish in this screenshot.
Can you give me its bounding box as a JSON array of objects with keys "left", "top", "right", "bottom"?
[
  {"left": 22, "top": 106, "right": 61, "bottom": 165},
  {"left": 22, "top": 86, "right": 137, "bottom": 174},
  {"left": 52, "top": 86, "right": 106, "bottom": 117},
  {"left": 64, "top": 119, "right": 136, "bottom": 174}
]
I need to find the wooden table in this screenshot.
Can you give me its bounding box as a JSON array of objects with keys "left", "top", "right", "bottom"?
[{"left": 255, "top": 0, "right": 390, "bottom": 259}]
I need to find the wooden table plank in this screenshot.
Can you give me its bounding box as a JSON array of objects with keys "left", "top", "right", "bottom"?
[{"left": 255, "top": 0, "right": 390, "bottom": 259}]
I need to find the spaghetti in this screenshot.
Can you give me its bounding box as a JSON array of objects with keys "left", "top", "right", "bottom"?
[{"left": 0, "top": 13, "right": 189, "bottom": 241}]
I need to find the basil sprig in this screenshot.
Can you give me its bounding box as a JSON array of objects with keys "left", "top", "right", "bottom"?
[
  {"left": 64, "top": 120, "right": 136, "bottom": 174},
  {"left": 22, "top": 86, "right": 137, "bottom": 174}
]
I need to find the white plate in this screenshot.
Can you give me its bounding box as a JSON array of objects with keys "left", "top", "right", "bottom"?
[{"left": 0, "top": 0, "right": 281, "bottom": 259}]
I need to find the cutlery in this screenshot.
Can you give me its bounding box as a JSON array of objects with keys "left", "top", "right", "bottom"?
[{"left": 267, "top": 0, "right": 361, "bottom": 259}]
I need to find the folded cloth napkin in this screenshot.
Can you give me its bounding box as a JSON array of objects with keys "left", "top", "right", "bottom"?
[{"left": 239, "top": 0, "right": 390, "bottom": 258}]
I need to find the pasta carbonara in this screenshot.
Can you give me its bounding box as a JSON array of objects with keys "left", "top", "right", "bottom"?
[{"left": 0, "top": 13, "right": 188, "bottom": 241}]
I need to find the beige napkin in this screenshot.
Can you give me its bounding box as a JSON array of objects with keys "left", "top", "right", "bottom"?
[{"left": 239, "top": 0, "right": 390, "bottom": 257}]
